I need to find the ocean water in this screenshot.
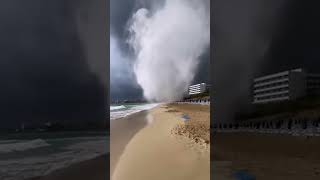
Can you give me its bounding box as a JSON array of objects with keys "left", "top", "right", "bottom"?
[
  {"left": 0, "top": 132, "right": 108, "bottom": 180},
  {"left": 110, "top": 103, "right": 159, "bottom": 120}
]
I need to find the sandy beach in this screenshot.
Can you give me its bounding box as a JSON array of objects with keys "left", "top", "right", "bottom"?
[
  {"left": 111, "top": 103, "right": 210, "bottom": 180},
  {"left": 212, "top": 133, "right": 320, "bottom": 179}
]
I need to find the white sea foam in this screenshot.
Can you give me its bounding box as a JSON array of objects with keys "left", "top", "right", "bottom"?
[
  {"left": 110, "top": 105, "right": 126, "bottom": 111},
  {"left": 110, "top": 103, "right": 160, "bottom": 120},
  {"left": 0, "top": 139, "right": 50, "bottom": 153}
]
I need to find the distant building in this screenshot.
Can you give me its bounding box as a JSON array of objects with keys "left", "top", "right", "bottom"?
[
  {"left": 252, "top": 68, "right": 320, "bottom": 104},
  {"left": 188, "top": 83, "right": 210, "bottom": 95}
]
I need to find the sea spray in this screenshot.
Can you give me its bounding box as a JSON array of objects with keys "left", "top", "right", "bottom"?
[{"left": 128, "top": 0, "right": 210, "bottom": 102}]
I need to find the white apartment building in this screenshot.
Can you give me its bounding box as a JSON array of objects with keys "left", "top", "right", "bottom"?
[
  {"left": 189, "top": 83, "right": 210, "bottom": 95},
  {"left": 252, "top": 68, "right": 320, "bottom": 104}
]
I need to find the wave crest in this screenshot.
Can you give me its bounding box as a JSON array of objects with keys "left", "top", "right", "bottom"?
[
  {"left": 110, "top": 105, "right": 126, "bottom": 111},
  {"left": 0, "top": 139, "right": 50, "bottom": 153}
]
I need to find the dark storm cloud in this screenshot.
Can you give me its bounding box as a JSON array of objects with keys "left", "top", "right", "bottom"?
[
  {"left": 263, "top": 0, "right": 320, "bottom": 74},
  {"left": 193, "top": 50, "right": 210, "bottom": 85},
  {"left": 212, "top": 0, "right": 320, "bottom": 123},
  {"left": 74, "top": 0, "right": 109, "bottom": 88},
  {"left": 110, "top": 35, "right": 143, "bottom": 101},
  {"left": 110, "top": 0, "right": 140, "bottom": 101},
  {"left": 110, "top": 0, "right": 135, "bottom": 39},
  {"left": 110, "top": 0, "right": 164, "bottom": 40},
  {"left": 0, "top": 0, "right": 107, "bottom": 129}
]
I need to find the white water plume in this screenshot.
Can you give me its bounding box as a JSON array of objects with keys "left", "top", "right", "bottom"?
[{"left": 128, "top": 0, "right": 210, "bottom": 102}]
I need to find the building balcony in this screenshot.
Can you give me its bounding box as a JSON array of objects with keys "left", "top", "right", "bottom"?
[
  {"left": 254, "top": 78, "right": 289, "bottom": 88},
  {"left": 254, "top": 90, "right": 289, "bottom": 98}
]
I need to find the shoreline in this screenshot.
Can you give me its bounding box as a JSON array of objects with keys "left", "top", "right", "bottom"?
[{"left": 110, "top": 110, "right": 150, "bottom": 175}]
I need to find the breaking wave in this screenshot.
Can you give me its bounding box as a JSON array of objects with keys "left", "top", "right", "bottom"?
[
  {"left": 110, "top": 105, "right": 126, "bottom": 111},
  {"left": 0, "top": 139, "right": 50, "bottom": 153}
]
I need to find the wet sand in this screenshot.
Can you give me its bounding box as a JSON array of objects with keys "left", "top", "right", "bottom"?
[
  {"left": 213, "top": 133, "right": 320, "bottom": 179},
  {"left": 29, "top": 154, "right": 108, "bottom": 180},
  {"left": 111, "top": 104, "right": 210, "bottom": 180},
  {"left": 110, "top": 110, "right": 149, "bottom": 175}
]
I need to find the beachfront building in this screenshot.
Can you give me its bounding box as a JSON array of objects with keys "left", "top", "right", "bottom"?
[
  {"left": 188, "top": 83, "right": 210, "bottom": 95},
  {"left": 252, "top": 68, "right": 320, "bottom": 104}
]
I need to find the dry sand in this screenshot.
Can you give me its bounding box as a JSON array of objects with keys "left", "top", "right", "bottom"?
[
  {"left": 213, "top": 133, "right": 320, "bottom": 180},
  {"left": 111, "top": 104, "right": 210, "bottom": 180},
  {"left": 170, "top": 104, "right": 210, "bottom": 146}
]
